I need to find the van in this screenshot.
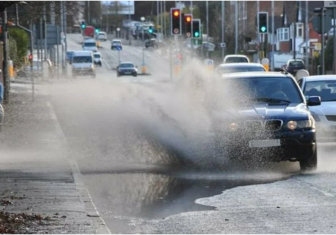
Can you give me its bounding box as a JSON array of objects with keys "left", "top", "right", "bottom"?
[
  {"left": 82, "top": 38, "right": 98, "bottom": 52},
  {"left": 71, "top": 51, "right": 96, "bottom": 78}
]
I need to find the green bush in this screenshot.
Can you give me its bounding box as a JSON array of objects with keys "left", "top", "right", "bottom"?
[{"left": 8, "top": 27, "right": 29, "bottom": 63}]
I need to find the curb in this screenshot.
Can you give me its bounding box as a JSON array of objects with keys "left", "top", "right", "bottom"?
[{"left": 46, "top": 102, "right": 111, "bottom": 234}]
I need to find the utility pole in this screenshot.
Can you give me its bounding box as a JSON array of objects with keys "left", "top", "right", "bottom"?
[
  {"left": 2, "top": 8, "right": 9, "bottom": 104},
  {"left": 333, "top": 7, "right": 336, "bottom": 74},
  {"left": 221, "top": 1, "right": 225, "bottom": 60},
  {"left": 321, "top": 7, "right": 325, "bottom": 75},
  {"left": 235, "top": 1, "right": 238, "bottom": 54},
  {"left": 206, "top": 0, "right": 209, "bottom": 58},
  {"left": 161, "top": 1, "right": 164, "bottom": 36},
  {"left": 305, "top": 1, "right": 309, "bottom": 71},
  {"left": 271, "top": 1, "right": 274, "bottom": 71},
  {"left": 43, "top": 3, "right": 47, "bottom": 61},
  {"left": 257, "top": 1, "right": 260, "bottom": 60},
  {"left": 64, "top": 2, "right": 68, "bottom": 77},
  {"left": 60, "top": 1, "right": 65, "bottom": 74},
  {"left": 163, "top": 1, "right": 166, "bottom": 38},
  {"left": 157, "top": 1, "right": 159, "bottom": 36}
]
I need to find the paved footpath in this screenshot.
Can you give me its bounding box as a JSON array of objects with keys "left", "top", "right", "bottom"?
[{"left": 0, "top": 82, "right": 110, "bottom": 234}]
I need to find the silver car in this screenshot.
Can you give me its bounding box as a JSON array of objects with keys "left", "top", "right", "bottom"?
[{"left": 298, "top": 75, "right": 336, "bottom": 142}]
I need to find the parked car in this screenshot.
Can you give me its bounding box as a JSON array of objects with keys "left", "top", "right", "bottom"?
[
  {"left": 223, "top": 54, "right": 250, "bottom": 63},
  {"left": 298, "top": 75, "right": 336, "bottom": 142},
  {"left": 71, "top": 51, "right": 96, "bottom": 78},
  {"left": 66, "top": 51, "right": 74, "bottom": 64},
  {"left": 111, "top": 39, "right": 122, "bottom": 50},
  {"left": 284, "top": 59, "right": 305, "bottom": 76},
  {"left": 93, "top": 52, "right": 102, "bottom": 66},
  {"left": 212, "top": 72, "right": 321, "bottom": 171},
  {"left": 215, "top": 63, "right": 266, "bottom": 74},
  {"left": 117, "top": 62, "right": 138, "bottom": 77}
]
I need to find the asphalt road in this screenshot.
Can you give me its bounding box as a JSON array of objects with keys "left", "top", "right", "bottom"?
[{"left": 46, "top": 34, "right": 336, "bottom": 233}]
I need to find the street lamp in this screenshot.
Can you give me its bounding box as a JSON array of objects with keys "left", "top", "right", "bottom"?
[{"left": 140, "top": 17, "right": 146, "bottom": 74}]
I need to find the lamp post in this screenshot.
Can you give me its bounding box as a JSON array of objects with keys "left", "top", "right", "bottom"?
[{"left": 140, "top": 17, "right": 146, "bottom": 74}]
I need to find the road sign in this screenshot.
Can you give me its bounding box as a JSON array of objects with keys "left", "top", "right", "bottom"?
[
  {"left": 325, "top": 1, "right": 336, "bottom": 8},
  {"left": 116, "top": 46, "right": 122, "bottom": 51},
  {"left": 220, "top": 42, "right": 226, "bottom": 48},
  {"left": 312, "top": 14, "right": 332, "bottom": 34}
]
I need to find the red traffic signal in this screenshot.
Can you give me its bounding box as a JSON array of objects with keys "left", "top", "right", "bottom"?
[
  {"left": 171, "top": 8, "right": 181, "bottom": 35},
  {"left": 28, "top": 54, "right": 33, "bottom": 61}
]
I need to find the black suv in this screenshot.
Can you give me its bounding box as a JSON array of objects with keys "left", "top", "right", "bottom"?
[
  {"left": 212, "top": 72, "right": 321, "bottom": 171},
  {"left": 285, "top": 59, "right": 305, "bottom": 76}
]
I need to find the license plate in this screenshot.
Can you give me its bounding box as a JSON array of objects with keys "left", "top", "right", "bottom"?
[
  {"left": 125, "top": 72, "right": 131, "bottom": 74},
  {"left": 249, "top": 139, "right": 281, "bottom": 148}
]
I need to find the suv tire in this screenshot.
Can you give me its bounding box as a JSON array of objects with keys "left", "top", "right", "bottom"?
[{"left": 299, "top": 147, "right": 317, "bottom": 171}]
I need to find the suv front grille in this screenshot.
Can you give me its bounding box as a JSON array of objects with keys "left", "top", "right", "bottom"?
[{"left": 244, "top": 119, "right": 283, "bottom": 132}]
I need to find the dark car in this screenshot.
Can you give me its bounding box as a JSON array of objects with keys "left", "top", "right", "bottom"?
[
  {"left": 117, "top": 62, "right": 138, "bottom": 77},
  {"left": 285, "top": 59, "right": 305, "bottom": 76},
  {"left": 145, "top": 39, "right": 157, "bottom": 48},
  {"left": 212, "top": 72, "right": 321, "bottom": 171}
]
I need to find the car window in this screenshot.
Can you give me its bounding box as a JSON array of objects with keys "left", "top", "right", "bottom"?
[
  {"left": 227, "top": 77, "right": 303, "bottom": 104},
  {"left": 217, "top": 66, "right": 265, "bottom": 74},
  {"left": 303, "top": 80, "right": 336, "bottom": 102},
  {"left": 84, "top": 42, "right": 96, "bottom": 47},
  {"left": 288, "top": 61, "right": 304, "bottom": 68},
  {"left": 72, "top": 56, "right": 92, "bottom": 63},
  {"left": 94, "top": 54, "right": 100, "bottom": 58},
  {"left": 225, "top": 57, "right": 248, "bottom": 63},
  {"left": 119, "top": 63, "right": 134, "bottom": 68}
]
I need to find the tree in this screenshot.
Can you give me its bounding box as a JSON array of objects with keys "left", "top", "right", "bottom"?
[{"left": 8, "top": 27, "right": 29, "bottom": 66}]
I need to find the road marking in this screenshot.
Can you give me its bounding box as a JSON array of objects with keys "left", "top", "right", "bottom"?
[
  {"left": 46, "top": 101, "right": 112, "bottom": 234},
  {"left": 103, "top": 60, "right": 111, "bottom": 70}
]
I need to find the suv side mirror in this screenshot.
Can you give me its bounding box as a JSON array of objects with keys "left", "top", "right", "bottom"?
[{"left": 307, "top": 96, "right": 321, "bottom": 106}]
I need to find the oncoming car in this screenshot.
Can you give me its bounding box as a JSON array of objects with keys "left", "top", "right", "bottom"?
[
  {"left": 223, "top": 54, "right": 250, "bottom": 63},
  {"left": 212, "top": 72, "right": 321, "bottom": 171},
  {"left": 216, "top": 63, "right": 266, "bottom": 75},
  {"left": 117, "top": 62, "right": 138, "bottom": 77},
  {"left": 111, "top": 39, "right": 122, "bottom": 50},
  {"left": 298, "top": 75, "right": 336, "bottom": 142},
  {"left": 71, "top": 51, "right": 96, "bottom": 78},
  {"left": 93, "top": 52, "right": 102, "bottom": 66}
]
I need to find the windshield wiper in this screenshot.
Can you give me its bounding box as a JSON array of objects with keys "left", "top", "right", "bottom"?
[{"left": 253, "top": 97, "right": 291, "bottom": 104}]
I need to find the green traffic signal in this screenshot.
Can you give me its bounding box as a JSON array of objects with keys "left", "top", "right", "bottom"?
[
  {"left": 194, "top": 32, "right": 199, "bottom": 37},
  {"left": 149, "top": 26, "right": 153, "bottom": 34},
  {"left": 260, "top": 26, "right": 266, "bottom": 33},
  {"left": 95, "top": 28, "right": 100, "bottom": 33},
  {"left": 81, "top": 21, "right": 86, "bottom": 29}
]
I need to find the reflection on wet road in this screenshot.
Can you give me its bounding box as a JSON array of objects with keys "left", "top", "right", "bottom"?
[{"left": 82, "top": 163, "right": 299, "bottom": 233}]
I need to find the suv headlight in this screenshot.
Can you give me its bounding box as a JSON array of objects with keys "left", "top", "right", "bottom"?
[{"left": 287, "top": 117, "right": 315, "bottom": 130}]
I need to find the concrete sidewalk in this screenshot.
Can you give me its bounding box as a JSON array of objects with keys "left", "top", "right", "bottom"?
[{"left": 0, "top": 83, "right": 109, "bottom": 233}]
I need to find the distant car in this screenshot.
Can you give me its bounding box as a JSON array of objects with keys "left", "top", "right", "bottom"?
[
  {"left": 212, "top": 72, "right": 321, "bottom": 171},
  {"left": 216, "top": 63, "right": 266, "bottom": 74},
  {"left": 66, "top": 51, "right": 74, "bottom": 64},
  {"left": 285, "top": 59, "right": 305, "bottom": 76},
  {"left": 298, "top": 75, "right": 336, "bottom": 142},
  {"left": 82, "top": 38, "right": 98, "bottom": 52},
  {"left": 96, "top": 32, "right": 107, "bottom": 41},
  {"left": 145, "top": 39, "right": 157, "bottom": 48},
  {"left": 117, "top": 62, "right": 138, "bottom": 77},
  {"left": 93, "top": 52, "right": 102, "bottom": 66},
  {"left": 111, "top": 39, "right": 122, "bottom": 50},
  {"left": 223, "top": 55, "right": 250, "bottom": 63}
]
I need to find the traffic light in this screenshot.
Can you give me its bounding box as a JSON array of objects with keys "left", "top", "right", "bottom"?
[
  {"left": 149, "top": 26, "right": 153, "bottom": 34},
  {"left": 95, "top": 27, "right": 100, "bottom": 33},
  {"left": 81, "top": 21, "right": 86, "bottom": 29},
  {"left": 183, "top": 14, "right": 192, "bottom": 37},
  {"left": 258, "top": 12, "right": 268, "bottom": 33},
  {"left": 170, "top": 8, "right": 181, "bottom": 35},
  {"left": 192, "top": 19, "right": 201, "bottom": 38},
  {"left": 28, "top": 54, "right": 33, "bottom": 62}
]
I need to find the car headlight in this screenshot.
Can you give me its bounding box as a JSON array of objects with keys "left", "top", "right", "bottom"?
[
  {"left": 287, "top": 117, "right": 315, "bottom": 130},
  {"left": 228, "top": 122, "right": 239, "bottom": 131}
]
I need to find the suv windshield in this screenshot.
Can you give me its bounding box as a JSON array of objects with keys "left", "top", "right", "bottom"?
[
  {"left": 304, "top": 80, "right": 336, "bottom": 102},
  {"left": 227, "top": 76, "right": 303, "bottom": 104},
  {"left": 72, "top": 56, "right": 92, "bottom": 63},
  {"left": 94, "top": 54, "right": 100, "bottom": 58}
]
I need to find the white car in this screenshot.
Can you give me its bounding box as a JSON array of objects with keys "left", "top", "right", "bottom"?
[
  {"left": 93, "top": 52, "right": 102, "bottom": 66},
  {"left": 216, "top": 63, "right": 266, "bottom": 74},
  {"left": 82, "top": 38, "right": 98, "bottom": 52},
  {"left": 223, "top": 54, "right": 250, "bottom": 63},
  {"left": 298, "top": 75, "right": 336, "bottom": 142},
  {"left": 96, "top": 32, "right": 107, "bottom": 41},
  {"left": 71, "top": 51, "right": 96, "bottom": 78}
]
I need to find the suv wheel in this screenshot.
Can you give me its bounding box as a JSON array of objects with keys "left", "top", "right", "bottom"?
[{"left": 299, "top": 147, "right": 317, "bottom": 171}]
